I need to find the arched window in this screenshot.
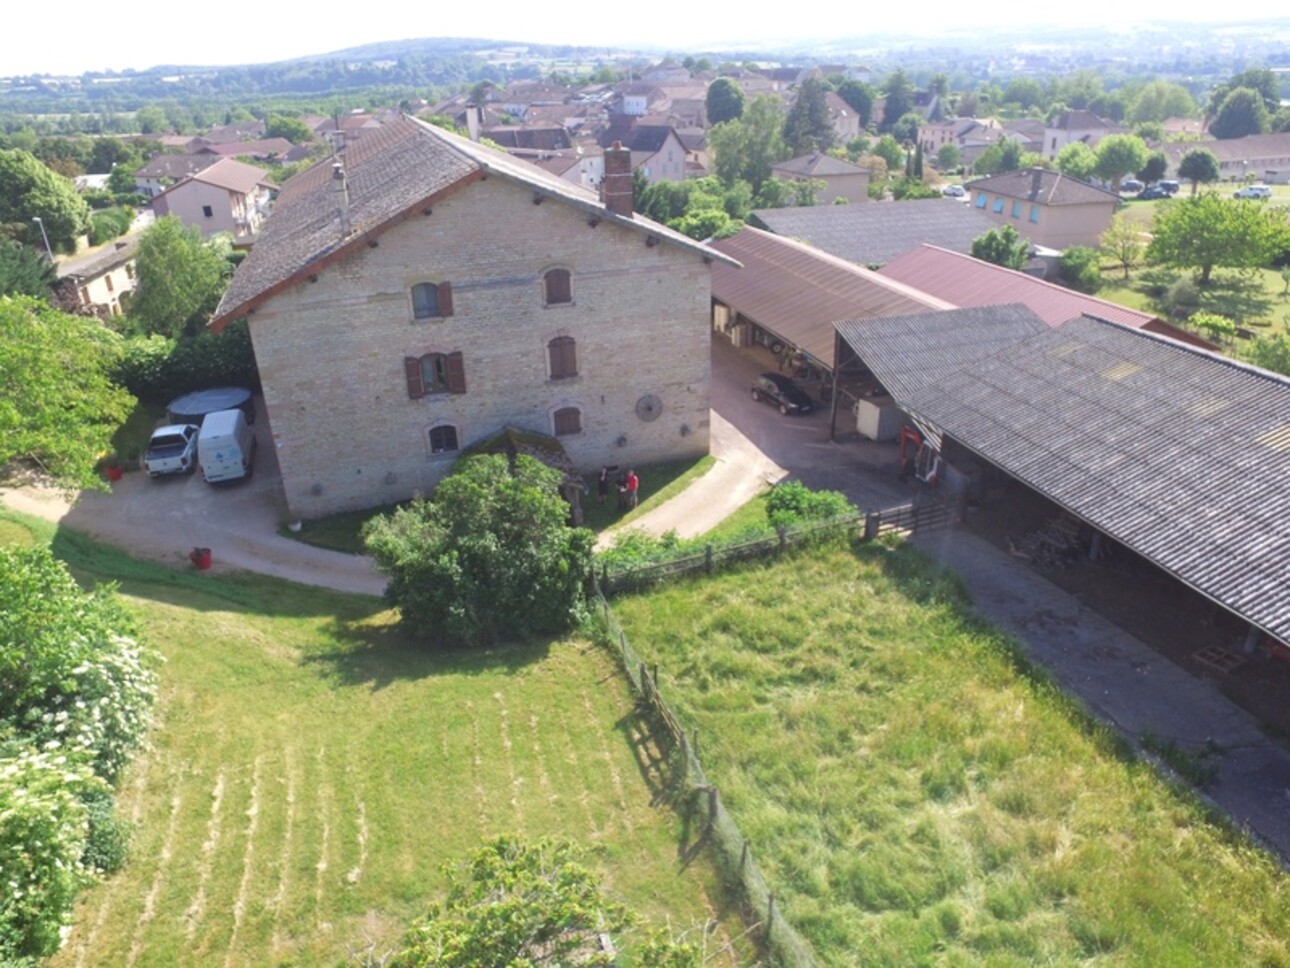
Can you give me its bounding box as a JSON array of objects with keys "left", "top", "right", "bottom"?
[
  {"left": 428, "top": 425, "right": 459, "bottom": 454},
  {"left": 553, "top": 407, "right": 581, "bottom": 436},
  {"left": 543, "top": 268, "right": 572, "bottom": 305},
  {"left": 411, "top": 281, "right": 454, "bottom": 320},
  {"left": 404, "top": 351, "right": 466, "bottom": 398},
  {"left": 548, "top": 336, "right": 577, "bottom": 380}
]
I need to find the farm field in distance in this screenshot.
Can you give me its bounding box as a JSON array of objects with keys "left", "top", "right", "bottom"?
[
  {"left": 611, "top": 538, "right": 1290, "bottom": 967},
  {"left": 0, "top": 513, "right": 743, "bottom": 967}
]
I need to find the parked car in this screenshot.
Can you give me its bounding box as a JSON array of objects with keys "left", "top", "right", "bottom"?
[
  {"left": 1137, "top": 185, "right": 1171, "bottom": 200},
  {"left": 1234, "top": 185, "right": 1272, "bottom": 199},
  {"left": 752, "top": 372, "right": 814, "bottom": 415},
  {"left": 143, "top": 424, "right": 199, "bottom": 477},
  {"left": 941, "top": 184, "right": 966, "bottom": 197},
  {"left": 1158, "top": 179, "right": 1180, "bottom": 195},
  {"left": 1120, "top": 179, "right": 1144, "bottom": 193}
]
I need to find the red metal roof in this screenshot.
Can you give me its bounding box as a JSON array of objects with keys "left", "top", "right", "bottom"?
[{"left": 710, "top": 228, "right": 952, "bottom": 368}]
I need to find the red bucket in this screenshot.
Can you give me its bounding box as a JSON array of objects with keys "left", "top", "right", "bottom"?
[
  {"left": 105, "top": 465, "right": 123, "bottom": 482},
  {"left": 190, "top": 547, "right": 212, "bottom": 571}
]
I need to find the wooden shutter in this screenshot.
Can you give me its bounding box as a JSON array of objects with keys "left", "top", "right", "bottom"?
[
  {"left": 404, "top": 356, "right": 425, "bottom": 399},
  {"left": 545, "top": 269, "right": 571, "bottom": 304},
  {"left": 549, "top": 336, "right": 576, "bottom": 379},
  {"left": 437, "top": 281, "right": 454, "bottom": 317},
  {"left": 445, "top": 351, "right": 467, "bottom": 394}
]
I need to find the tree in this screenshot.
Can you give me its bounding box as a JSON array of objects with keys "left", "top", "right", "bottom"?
[
  {"left": 880, "top": 69, "right": 915, "bottom": 132},
  {"left": 888, "top": 111, "right": 923, "bottom": 146},
  {"left": 971, "top": 224, "right": 1029, "bottom": 270},
  {"left": 363, "top": 453, "right": 594, "bottom": 646},
  {"left": 835, "top": 79, "right": 874, "bottom": 128},
  {"left": 1100, "top": 215, "right": 1145, "bottom": 279},
  {"left": 1128, "top": 80, "right": 1198, "bottom": 124},
  {"left": 1177, "top": 148, "right": 1220, "bottom": 196},
  {"left": 107, "top": 163, "right": 137, "bottom": 196},
  {"left": 704, "top": 77, "right": 744, "bottom": 126},
  {"left": 389, "top": 836, "right": 698, "bottom": 968},
  {"left": 1003, "top": 78, "right": 1046, "bottom": 112},
  {"left": 129, "top": 216, "right": 227, "bottom": 338},
  {"left": 1246, "top": 333, "right": 1290, "bottom": 377},
  {"left": 264, "top": 114, "right": 313, "bottom": 144},
  {"left": 974, "top": 137, "right": 1024, "bottom": 176},
  {"left": 1137, "top": 150, "right": 1168, "bottom": 186},
  {"left": 1094, "top": 134, "right": 1149, "bottom": 190},
  {"left": 709, "top": 95, "right": 787, "bottom": 193},
  {"left": 1210, "top": 87, "right": 1270, "bottom": 140},
  {"left": 783, "top": 77, "right": 834, "bottom": 154},
  {"left": 0, "top": 240, "right": 56, "bottom": 297},
  {"left": 1147, "top": 192, "right": 1290, "bottom": 284},
  {"left": 88, "top": 136, "right": 140, "bottom": 174},
  {"left": 936, "top": 144, "right": 961, "bottom": 171},
  {"left": 1055, "top": 141, "right": 1098, "bottom": 180},
  {"left": 133, "top": 105, "right": 167, "bottom": 134},
  {"left": 871, "top": 134, "right": 904, "bottom": 174},
  {"left": 1058, "top": 246, "right": 1101, "bottom": 293},
  {"left": 0, "top": 149, "right": 91, "bottom": 252},
  {"left": 1208, "top": 68, "right": 1281, "bottom": 117},
  {"left": 0, "top": 296, "right": 134, "bottom": 490}
]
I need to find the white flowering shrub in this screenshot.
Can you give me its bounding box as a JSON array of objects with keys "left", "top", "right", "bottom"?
[
  {"left": 0, "top": 546, "right": 160, "bottom": 961},
  {"left": 0, "top": 743, "right": 100, "bottom": 959}
]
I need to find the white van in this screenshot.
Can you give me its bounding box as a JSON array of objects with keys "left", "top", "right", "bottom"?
[{"left": 198, "top": 409, "right": 256, "bottom": 484}]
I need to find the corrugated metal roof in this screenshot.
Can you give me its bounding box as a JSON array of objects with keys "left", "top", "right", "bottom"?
[
  {"left": 710, "top": 227, "right": 953, "bottom": 368},
  {"left": 901, "top": 315, "right": 1290, "bottom": 643},
  {"left": 880, "top": 244, "right": 1157, "bottom": 331},
  {"left": 752, "top": 200, "right": 998, "bottom": 268},
  {"left": 835, "top": 304, "right": 1048, "bottom": 402}
]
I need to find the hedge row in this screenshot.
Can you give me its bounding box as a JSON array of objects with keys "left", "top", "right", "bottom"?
[{"left": 112, "top": 318, "right": 259, "bottom": 404}]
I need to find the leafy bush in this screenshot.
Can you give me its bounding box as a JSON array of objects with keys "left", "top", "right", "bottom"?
[
  {"left": 87, "top": 207, "right": 131, "bottom": 246},
  {"left": 765, "top": 480, "right": 855, "bottom": 527},
  {"left": 1162, "top": 276, "right": 1200, "bottom": 318},
  {"left": 78, "top": 787, "right": 130, "bottom": 874},
  {"left": 1190, "top": 311, "right": 1237, "bottom": 343},
  {"left": 1058, "top": 246, "right": 1102, "bottom": 293},
  {"left": 0, "top": 743, "right": 100, "bottom": 960},
  {"left": 363, "top": 454, "right": 595, "bottom": 646},
  {"left": 113, "top": 318, "right": 258, "bottom": 404}
]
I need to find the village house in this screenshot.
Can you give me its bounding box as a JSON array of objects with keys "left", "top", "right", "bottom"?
[
  {"left": 1160, "top": 132, "right": 1290, "bottom": 185},
  {"left": 596, "top": 117, "right": 688, "bottom": 182},
  {"left": 769, "top": 153, "right": 871, "bottom": 204},
  {"left": 132, "top": 153, "right": 219, "bottom": 198},
  {"left": 965, "top": 167, "right": 1118, "bottom": 250},
  {"left": 55, "top": 236, "right": 139, "bottom": 318},
  {"left": 209, "top": 116, "right": 735, "bottom": 520},
  {"left": 151, "top": 157, "right": 275, "bottom": 239},
  {"left": 1042, "top": 109, "right": 1123, "bottom": 160}
]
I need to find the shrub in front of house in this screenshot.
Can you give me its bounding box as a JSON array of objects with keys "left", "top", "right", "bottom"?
[{"left": 113, "top": 317, "right": 259, "bottom": 404}]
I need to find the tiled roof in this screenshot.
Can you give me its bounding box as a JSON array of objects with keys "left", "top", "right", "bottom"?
[
  {"left": 213, "top": 115, "right": 733, "bottom": 328},
  {"left": 199, "top": 138, "right": 296, "bottom": 159},
  {"left": 1050, "top": 110, "right": 1112, "bottom": 131},
  {"left": 752, "top": 200, "right": 996, "bottom": 267},
  {"left": 1160, "top": 131, "right": 1290, "bottom": 167},
  {"left": 597, "top": 119, "right": 677, "bottom": 153},
  {"left": 709, "top": 227, "right": 953, "bottom": 368},
  {"left": 771, "top": 153, "right": 868, "bottom": 178},
  {"left": 57, "top": 236, "right": 140, "bottom": 281},
  {"left": 184, "top": 157, "right": 271, "bottom": 195},
  {"left": 879, "top": 245, "right": 1154, "bottom": 329},
  {"left": 482, "top": 126, "right": 572, "bottom": 151},
  {"left": 135, "top": 153, "right": 219, "bottom": 180},
  {"left": 901, "top": 315, "right": 1290, "bottom": 643},
  {"left": 966, "top": 167, "right": 1118, "bottom": 206},
  {"left": 835, "top": 303, "right": 1048, "bottom": 402}
]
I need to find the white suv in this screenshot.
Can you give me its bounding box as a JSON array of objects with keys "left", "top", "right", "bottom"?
[{"left": 1234, "top": 185, "right": 1272, "bottom": 199}]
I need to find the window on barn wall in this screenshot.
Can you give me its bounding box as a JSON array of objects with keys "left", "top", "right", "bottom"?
[
  {"left": 553, "top": 407, "right": 581, "bottom": 436},
  {"left": 404, "top": 351, "right": 466, "bottom": 398},
  {"left": 428, "top": 425, "right": 459, "bottom": 454},
  {"left": 548, "top": 336, "right": 577, "bottom": 379},
  {"left": 411, "top": 282, "right": 454, "bottom": 320},
  {"left": 992, "top": 198, "right": 1004, "bottom": 213},
  {"left": 543, "top": 268, "right": 572, "bottom": 305}
]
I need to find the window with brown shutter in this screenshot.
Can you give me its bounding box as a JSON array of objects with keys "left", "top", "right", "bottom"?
[
  {"left": 553, "top": 407, "right": 581, "bottom": 436},
  {"left": 407, "top": 351, "right": 466, "bottom": 397},
  {"left": 548, "top": 336, "right": 577, "bottom": 380},
  {"left": 437, "top": 281, "right": 454, "bottom": 316},
  {"left": 411, "top": 282, "right": 454, "bottom": 319},
  {"left": 543, "top": 268, "right": 572, "bottom": 305}
]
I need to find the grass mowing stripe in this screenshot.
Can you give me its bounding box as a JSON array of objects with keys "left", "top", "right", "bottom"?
[
  {"left": 223, "top": 754, "right": 263, "bottom": 967},
  {"left": 184, "top": 767, "right": 226, "bottom": 940}
]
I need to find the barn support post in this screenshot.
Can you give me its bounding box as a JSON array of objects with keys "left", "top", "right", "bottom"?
[
  {"left": 1242, "top": 624, "right": 1262, "bottom": 655},
  {"left": 1088, "top": 531, "right": 1103, "bottom": 561}
]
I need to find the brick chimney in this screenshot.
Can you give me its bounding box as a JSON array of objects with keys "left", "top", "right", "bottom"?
[
  {"left": 601, "top": 141, "right": 634, "bottom": 217},
  {"left": 332, "top": 161, "right": 352, "bottom": 237}
]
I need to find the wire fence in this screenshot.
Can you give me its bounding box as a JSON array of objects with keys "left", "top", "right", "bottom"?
[{"left": 592, "top": 586, "right": 820, "bottom": 968}]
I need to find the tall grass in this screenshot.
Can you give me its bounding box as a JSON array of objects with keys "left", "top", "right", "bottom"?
[{"left": 611, "top": 538, "right": 1290, "bottom": 967}]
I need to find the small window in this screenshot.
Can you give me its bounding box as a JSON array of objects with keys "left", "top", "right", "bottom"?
[
  {"left": 411, "top": 282, "right": 454, "bottom": 320},
  {"left": 202, "top": 205, "right": 214, "bottom": 218},
  {"left": 544, "top": 268, "right": 572, "bottom": 305},
  {"left": 992, "top": 198, "right": 1004, "bottom": 213},
  {"left": 1029, "top": 205, "right": 1040, "bottom": 223},
  {"left": 428, "top": 425, "right": 459, "bottom": 454},
  {"left": 548, "top": 336, "right": 577, "bottom": 380},
  {"left": 1011, "top": 200, "right": 1022, "bottom": 218},
  {"left": 974, "top": 193, "right": 987, "bottom": 209},
  {"left": 404, "top": 351, "right": 466, "bottom": 398},
  {"left": 105, "top": 274, "right": 114, "bottom": 292},
  {"left": 553, "top": 407, "right": 581, "bottom": 436}
]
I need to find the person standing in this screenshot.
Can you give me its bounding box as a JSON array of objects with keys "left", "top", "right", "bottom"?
[
  {"left": 597, "top": 466, "right": 610, "bottom": 505},
  {"left": 625, "top": 469, "right": 639, "bottom": 509}
]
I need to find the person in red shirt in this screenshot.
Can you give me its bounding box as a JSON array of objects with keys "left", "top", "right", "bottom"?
[{"left": 625, "top": 469, "right": 639, "bottom": 508}]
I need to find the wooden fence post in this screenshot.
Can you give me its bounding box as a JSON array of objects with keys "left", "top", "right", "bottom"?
[
  {"left": 777, "top": 526, "right": 786, "bottom": 552},
  {"left": 705, "top": 544, "right": 714, "bottom": 573},
  {"left": 864, "top": 510, "right": 880, "bottom": 541},
  {"left": 740, "top": 839, "right": 749, "bottom": 872}
]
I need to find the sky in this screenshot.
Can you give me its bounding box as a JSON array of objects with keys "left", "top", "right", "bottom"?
[{"left": 4, "top": 2, "right": 1287, "bottom": 76}]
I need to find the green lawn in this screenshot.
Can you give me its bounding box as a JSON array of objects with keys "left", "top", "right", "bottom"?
[
  {"left": 610, "top": 539, "right": 1290, "bottom": 967},
  {"left": 0, "top": 512, "right": 741, "bottom": 967},
  {"left": 1098, "top": 265, "right": 1290, "bottom": 335}
]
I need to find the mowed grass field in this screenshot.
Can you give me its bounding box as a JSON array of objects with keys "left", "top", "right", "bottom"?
[
  {"left": 0, "top": 514, "right": 739, "bottom": 967},
  {"left": 611, "top": 539, "right": 1290, "bottom": 967}
]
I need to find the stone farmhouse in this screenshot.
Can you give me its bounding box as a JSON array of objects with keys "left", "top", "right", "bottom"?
[{"left": 210, "top": 115, "right": 734, "bottom": 520}]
